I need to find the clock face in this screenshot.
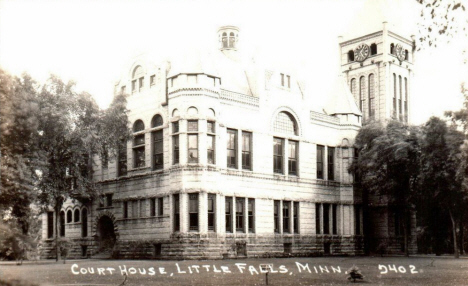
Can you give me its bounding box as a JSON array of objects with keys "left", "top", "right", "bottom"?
[
  {"left": 354, "top": 44, "right": 369, "bottom": 62},
  {"left": 395, "top": 44, "right": 406, "bottom": 61}
]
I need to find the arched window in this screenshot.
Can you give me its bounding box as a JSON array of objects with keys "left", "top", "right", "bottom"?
[
  {"left": 350, "top": 78, "right": 357, "bottom": 102},
  {"left": 222, "top": 32, "right": 228, "bottom": 48},
  {"left": 60, "top": 211, "right": 65, "bottom": 237},
  {"left": 151, "top": 115, "right": 164, "bottom": 170},
  {"left": 359, "top": 76, "right": 365, "bottom": 114},
  {"left": 393, "top": 73, "right": 397, "bottom": 118},
  {"left": 132, "top": 66, "right": 144, "bottom": 93},
  {"left": 274, "top": 111, "right": 298, "bottom": 136},
  {"left": 133, "top": 120, "right": 145, "bottom": 168},
  {"left": 390, "top": 43, "right": 395, "bottom": 55},
  {"left": 405, "top": 50, "right": 409, "bottom": 61},
  {"left": 81, "top": 208, "right": 88, "bottom": 237},
  {"left": 368, "top": 74, "right": 375, "bottom": 119},
  {"left": 229, "top": 32, "right": 236, "bottom": 48},
  {"left": 370, "top": 43, "right": 377, "bottom": 55},
  {"left": 74, "top": 209, "right": 80, "bottom": 222},
  {"left": 67, "top": 210, "right": 72, "bottom": 223},
  {"left": 348, "top": 50, "right": 355, "bottom": 62}
]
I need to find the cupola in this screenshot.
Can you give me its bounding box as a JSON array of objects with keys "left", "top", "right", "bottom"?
[{"left": 218, "top": 26, "right": 239, "bottom": 51}]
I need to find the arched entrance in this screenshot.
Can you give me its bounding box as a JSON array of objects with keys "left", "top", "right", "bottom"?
[{"left": 96, "top": 215, "right": 116, "bottom": 250}]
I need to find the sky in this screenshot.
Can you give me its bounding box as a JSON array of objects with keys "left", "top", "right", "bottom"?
[{"left": 0, "top": 0, "right": 466, "bottom": 125}]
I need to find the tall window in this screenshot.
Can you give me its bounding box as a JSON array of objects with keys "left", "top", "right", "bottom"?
[
  {"left": 139, "top": 77, "right": 144, "bottom": 91},
  {"left": 74, "top": 209, "right": 80, "bottom": 222},
  {"left": 123, "top": 201, "right": 128, "bottom": 218},
  {"left": 207, "top": 121, "right": 215, "bottom": 164},
  {"left": 59, "top": 211, "right": 65, "bottom": 237},
  {"left": 208, "top": 194, "right": 216, "bottom": 231},
  {"left": 348, "top": 50, "right": 354, "bottom": 62},
  {"left": 133, "top": 120, "right": 145, "bottom": 168},
  {"left": 399, "top": 75, "right": 403, "bottom": 121},
  {"left": 222, "top": 32, "right": 228, "bottom": 48},
  {"left": 139, "top": 199, "right": 145, "bottom": 217},
  {"left": 132, "top": 200, "right": 138, "bottom": 218},
  {"left": 280, "top": 73, "right": 284, "bottom": 86},
  {"left": 150, "top": 198, "right": 156, "bottom": 217},
  {"left": 287, "top": 75, "right": 291, "bottom": 88},
  {"left": 350, "top": 78, "right": 357, "bottom": 102},
  {"left": 283, "top": 201, "right": 290, "bottom": 233},
  {"left": 132, "top": 66, "right": 144, "bottom": 93},
  {"left": 315, "top": 203, "right": 321, "bottom": 234},
  {"left": 317, "top": 145, "right": 324, "bottom": 179},
  {"left": 189, "top": 194, "right": 199, "bottom": 231},
  {"left": 404, "top": 77, "right": 408, "bottom": 122},
  {"left": 188, "top": 120, "right": 198, "bottom": 163},
  {"left": 390, "top": 43, "right": 395, "bottom": 54},
  {"left": 47, "top": 212, "right": 54, "bottom": 238},
  {"left": 226, "top": 197, "right": 233, "bottom": 233},
  {"left": 173, "top": 194, "right": 180, "bottom": 231},
  {"left": 332, "top": 204, "right": 338, "bottom": 235},
  {"left": 359, "top": 76, "right": 365, "bottom": 114},
  {"left": 227, "top": 129, "right": 237, "bottom": 168},
  {"left": 274, "top": 200, "right": 280, "bottom": 233},
  {"left": 288, "top": 141, "right": 298, "bottom": 175},
  {"left": 81, "top": 208, "right": 88, "bottom": 237},
  {"left": 229, "top": 32, "right": 236, "bottom": 48},
  {"left": 328, "top": 147, "right": 335, "bottom": 181},
  {"left": 393, "top": 73, "right": 397, "bottom": 118},
  {"left": 323, "top": 203, "right": 330, "bottom": 234},
  {"left": 150, "top": 75, "right": 156, "bottom": 86},
  {"left": 370, "top": 43, "right": 377, "bottom": 55},
  {"left": 118, "top": 139, "right": 127, "bottom": 177},
  {"left": 158, "top": 197, "right": 163, "bottom": 216},
  {"left": 273, "top": 138, "right": 284, "bottom": 174},
  {"left": 172, "top": 121, "right": 179, "bottom": 165},
  {"left": 368, "top": 74, "right": 375, "bottom": 118},
  {"left": 242, "top": 132, "right": 252, "bottom": 170},
  {"left": 293, "top": 202, "right": 299, "bottom": 234},
  {"left": 67, "top": 210, "right": 72, "bottom": 223},
  {"left": 248, "top": 198, "right": 255, "bottom": 233},
  {"left": 152, "top": 115, "right": 164, "bottom": 170},
  {"left": 236, "top": 198, "right": 244, "bottom": 232}
]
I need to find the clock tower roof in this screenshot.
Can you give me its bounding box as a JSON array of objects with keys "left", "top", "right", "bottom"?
[{"left": 325, "top": 75, "right": 362, "bottom": 117}]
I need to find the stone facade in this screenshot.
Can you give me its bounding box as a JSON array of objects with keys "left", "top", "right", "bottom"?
[{"left": 40, "top": 24, "right": 414, "bottom": 259}]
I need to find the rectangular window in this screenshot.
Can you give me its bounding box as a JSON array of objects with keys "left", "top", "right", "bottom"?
[
  {"left": 187, "top": 120, "right": 198, "bottom": 131},
  {"left": 393, "top": 74, "right": 397, "bottom": 118},
  {"left": 132, "top": 200, "right": 138, "bottom": 218},
  {"left": 172, "top": 121, "right": 179, "bottom": 133},
  {"left": 332, "top": 204, "right": 337, "bottom": 235},
  {"left": 207, "top": 135, "right": 215, "bottom": 164},
  {"left": 132, "top": 80, "right": 136, "bottom": 93},
  {"left": 316, "top": 145, "right": 324, "bottom": 179},
  {"left": 242, "top": 132, "right": 252, "bottom": 170},
  {"left": 102, "top": 146, "right": 108, "bottom": 169},
  {"left": 287, "top": 75, "right": 290, "bottom": 88},
  {"left": 225, "top": 197, "right": 232, "bottom": 233},
  {"left": 323, "top": 203, "right": 330, "bottom": 234},
  {"left": 283, "top": 201, "right": 290, "bottom": 233},
  {"left": 158, "top": 197, "right": 164, "bottom": 216},
  {"left": 236, "top": 198, "right": 244, "bottom": 232},
  {"left": 139, "top": 77, "right": 144, "bottom": 90},
  {"left": 150, "top": 198, "right": 156, "bottom": 217},
  {"left": 123, "top": 201, "right": 128, "bottom": 219},
  {"left": 173, "top": 135, "right": 179, "bottom": 164},
  {"left": 153, "top": 130, "right": 163, "bottom": 170},
  {"left": 328, "top": 147, "right": 335, "bottom": 181},
  {"left": 248, "top": 198, "right": 255, "bottom": 233},
  {"left": 399, "top": 76, "right": 402, "bottom": 120},
  {"left": 207, "top": 121, "right": 215, "bottom": 133},
  {"left": 140, "top": 199, "right": 145, "bottom": 217},
  {"left": 227, "top": 129, "right": 237, "bottom": 168},
  {"left": 273, "top": 138, "right": 283, "bottom": 174},
  {"left": 133, "top": 134, "right": 145, "bottom": 168},
  {"left": 189, "top": 194, "right": 199, "bottom": 231},
  {"left": 118, "top": 140, "right": 127, "bottom": 177},
  {"left": 208, "top": 194, "right": 216, "bottom": 231},
  {"left": 173, "top": 194, "right": 180, "bottom": 231},
  {"left": 280, "top": 73, "right": 284, "bottom": 86},
  {"left": 106, "top": 194, "right": 113, "bottom": 207},
  {"left": 293, "top": 202, "right": 299, "bottom": 234},
  {"left": 188, "top": 134, "right": 198, "bottom": 163},
  {"left": 47, "top": 212, "right": 54, "bottom": 238},
  {"left": 150, "top": 75, "right": 156, "bottom": 86},
  {"left": 315, "top": 203, "right": 321, "bottom": 234},
  {"left": 288, "top": 140, "right": 298, "bottom": 175},
  {"left": 274, "top": 200, "right": 280, "bottom": 233}
]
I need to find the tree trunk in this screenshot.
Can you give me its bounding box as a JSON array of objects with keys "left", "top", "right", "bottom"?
[{"left": 448, "top": 209, "right": 459, "bottom": 258}]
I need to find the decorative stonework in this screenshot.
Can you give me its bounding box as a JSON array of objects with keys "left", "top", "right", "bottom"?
[{"left": 93, "top": 210, "right": 119, "bottom": 238}]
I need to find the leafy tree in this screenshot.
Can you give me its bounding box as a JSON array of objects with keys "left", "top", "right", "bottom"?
[
  {"left": 419, "top": 116, "right": 465, "bottom": 258},
  {"left": 351, "top": 120, "right": 420, "bottom": 256}
]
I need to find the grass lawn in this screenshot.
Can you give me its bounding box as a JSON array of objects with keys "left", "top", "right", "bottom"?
[{"left": 1, "top": 256, "right": 468, "bottom": 285}]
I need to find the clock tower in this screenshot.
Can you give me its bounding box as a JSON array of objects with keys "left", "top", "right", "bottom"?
[{"left": 339, "top": 22, "right": 415, "bottom": 123}]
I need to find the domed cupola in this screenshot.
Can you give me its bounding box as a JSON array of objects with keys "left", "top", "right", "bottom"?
[{"left": 218, "top": 26, "right": 239, "bottom": 51}]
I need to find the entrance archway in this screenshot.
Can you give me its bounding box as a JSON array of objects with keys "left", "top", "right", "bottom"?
[{"left": 96, "top": 215, "right": 116, "bottom": 250}]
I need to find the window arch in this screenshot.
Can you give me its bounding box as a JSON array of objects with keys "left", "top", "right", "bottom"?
[
  {"left": 133, "top": 120, "right": 145, "bottom": 168},
  {"left": 151, "top": 115, "right": 164, "bottom": 170},
  {"left": 66, "top": 210, "right": 72, "bottom": 223},
  {"left": 274, "top": 111, "right": 298, "bottom": 136},
  {"left": 187, "top": 106, "right": 198, "bottom": 116},
  {"left": 370, "top": 43, "right": 377, "bottom": 55},
  {"left": 74, "top": 209, "right": 80, "bottom": 222},
  {"left": 151, "top": 115, "right": 163, "bottom": 128},
  {"left": 172, "top": 109, "right": 179, "bottom": 117},
  {"left": 208, "top": 108, "right": 215, "bottom": 117},
  {"left": 368, "top": 74, "right": 375, "bottom": 119},
  {"left": 81, "top": 208, "right": 88, "bottom": 237},
  {"left": 390, "top": 43, "right": 395, "bottom": 55},
  {"left": 132, "top": 66, "right": 145, "bottom": 93},
  {"left": 59, "top": 211, "right": 65, "bottom": 237},
  {"left": 348, "top": 50, "right": 355, "bottom": 62}
]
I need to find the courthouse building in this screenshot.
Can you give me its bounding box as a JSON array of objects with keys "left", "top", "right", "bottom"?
[{"left": 41, "top": 21, "right": 416, "bottom": 259}]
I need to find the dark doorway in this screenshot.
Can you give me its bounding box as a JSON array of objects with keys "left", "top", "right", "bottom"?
[
  {"left": 96, "top": 215, "right": 116, "bottom": 250},
  {"left": 81, "top": 208, "right": 88, "bottom": 237}
]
